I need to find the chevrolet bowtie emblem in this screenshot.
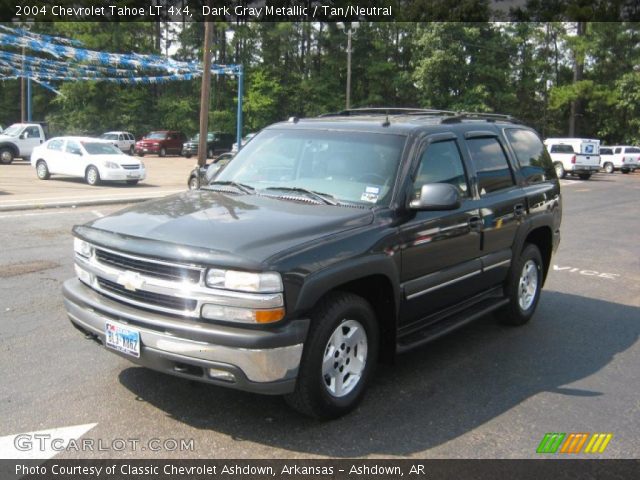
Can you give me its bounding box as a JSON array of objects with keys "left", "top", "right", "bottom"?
[{"left": 117, "top": 271, "right": 144, "bottom": 292}]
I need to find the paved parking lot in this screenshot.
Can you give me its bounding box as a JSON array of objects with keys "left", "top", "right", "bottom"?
[
  {"left": 0, "top": 156, "right": 196, "bottom": 210},
  {"left": 0, "top": 172, "right": 638, "bottom": 459}
]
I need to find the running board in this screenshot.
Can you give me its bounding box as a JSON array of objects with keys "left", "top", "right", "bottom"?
[{"left": 396, "top": 297, "right": 509, "bottom": 354}]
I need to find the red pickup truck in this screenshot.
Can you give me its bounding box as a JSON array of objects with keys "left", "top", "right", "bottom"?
[{"left": 135, "top": 131, "right": 186, "bottom": 157}]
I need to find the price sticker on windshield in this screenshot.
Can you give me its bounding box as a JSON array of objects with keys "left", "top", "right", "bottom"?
[{"left": 361, "top": 186, "right": 380, "bottom": 203}]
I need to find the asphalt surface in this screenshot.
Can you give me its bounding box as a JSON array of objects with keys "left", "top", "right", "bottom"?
[{"left": 0, "top": 173, "right": 639, "bottom": 459}]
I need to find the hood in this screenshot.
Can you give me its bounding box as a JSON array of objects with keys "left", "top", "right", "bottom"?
[
  {"left": 0, "top": 134, "right": 17, "bottom": 142},
  {"left": 89, "top": 154, "right": 138, "bottom": 165},
  {"left": 82, "top": 190, "right": 373, "bottom": 266}
]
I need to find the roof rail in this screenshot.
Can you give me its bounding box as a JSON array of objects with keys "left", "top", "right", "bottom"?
[
  {"left": 441, "top": 111, "right": 520, "bottom": 124},
  {"left": 318, "top": 107, "right": 457, "bottom": 117}
]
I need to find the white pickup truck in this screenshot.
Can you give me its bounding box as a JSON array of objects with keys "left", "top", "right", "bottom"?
[
  {"left": 600, "top": 146, "right": 639, "bottom": 174},
  {"left": 544, "top": 138, "right": 601, "bottom": 180},
  {"left": 0, "top": 123, "right": 47, "bottom": 164}
]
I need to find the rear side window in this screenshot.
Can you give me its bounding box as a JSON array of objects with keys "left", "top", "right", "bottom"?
[
  {"left": 505, "top": 129, "right": 555, "bottom": 183},
  {"left": 467, "top": 137, "right": 514, "bottom": 195},
  {"left": 625, "top": 147, "right": 640, "bottom": 153},
  {"left": 615, "top": 147, "right": 622, "bottom": 154},
  {"left": 600, "top": 148, "right": 612, "bottom": 155},
  {"left": 414, "top": 140, "right": 469, "bottom": 197},
  {"left": 549, "top": 144, "right": 574, "bottom": 154}
]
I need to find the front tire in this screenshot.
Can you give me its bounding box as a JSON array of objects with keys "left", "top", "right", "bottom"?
[
  {"left": 496, "top": 244, "right": 543, "bottom": 326},
  {"left": 622, "top": 168, "right": 630, "bottom": 174},
  {"left": 207, "top": 148, "right": 214, "bottom": 159},
  {"left": 126, "top": 180, "right": 139, "bottom": 185},
  {"left": 36, "top": 160, "right": 50, "bottom": 180},
  {"left": 188, "top": 176, "right": 199, "bottom": 190},
  {"left": 604, "top": 162, "right": 614, "bottom": 174},
  {"left": 129, "top": 146, "right": 135, "bottom": 155},
  {"left": 285, "top": 292, "right": 379, "bottom": 420},
  {"left": 85, "top": 166, "right": 100, "bottom": 186},
  {"left": 0, "top": 148, "right": 14, "bottom": 165},
  {"left": 554, "top": 162, "right": 566, "bottom": 179},
  {"left": 159, "top": 147, "right": 166, "bottom": 157}
]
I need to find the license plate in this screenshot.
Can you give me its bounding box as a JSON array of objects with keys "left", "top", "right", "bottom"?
[
  {"left": 126, "top": 173, "right": 139, "bottom": 178},
  {"left": 143, "top": 148, "right": 148, "bottom": 152},
  {"left": 105, "top": 321, "right": 140, "bottom": 358}
]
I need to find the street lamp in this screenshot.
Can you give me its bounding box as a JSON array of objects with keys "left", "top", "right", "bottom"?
[{"left": 336, "top": 22, "right": 359, "bottom": 110}]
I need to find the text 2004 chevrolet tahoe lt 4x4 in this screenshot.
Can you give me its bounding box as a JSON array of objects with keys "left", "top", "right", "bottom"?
[{"left": 63, "top": 109, "right": 561, "bottom": 419}]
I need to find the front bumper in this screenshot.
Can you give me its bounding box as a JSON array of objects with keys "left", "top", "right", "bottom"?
[
  {"left": 182, "top": 145, "right": 198, "bottom": 155},
  {"left": 62, "top": 278, "right": 308, "bottom": 394},
  {"left": 101, "top": 168, "right": 146, "bottom": 181},
  {"left": 135, "top": 145, "right": 160, "bottom": 154}
]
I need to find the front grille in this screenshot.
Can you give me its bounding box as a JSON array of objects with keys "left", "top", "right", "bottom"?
[
  {"left": 95, "top": 249, "right": 201, "bottom": 283},
  {"left": 121, "top": 164, "right": 139, "bottom": 170},
  {"left": 97, "top": 277, "right": 197, "bottom": 312}
]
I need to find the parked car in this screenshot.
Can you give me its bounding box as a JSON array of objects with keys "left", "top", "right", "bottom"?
[
  {"left": 543, "top": 138, "right": 600, "bottom": 180},
  {"left": 187, "top": 152, "right": 234, "bottom": 190},
  {"left": 63, "top": 109, "right": 560, "bottom": 419},
  {"left": 100, "top": 131, "right": 136, "bottom": 155},
  {"left": 182, "top": 132, "right": 234, "bottom": 159},
  {"left": 231, "top": 133, "right": 256, "bottom": 153},
  {"left": 0, "top": 122, "right": 48, "bottom": 164},
  {"left": 600, "top": 146, "right": 639, "bottom": 174},
  {"left": 31, "top": 137, "right": 145, "bottom": 186},
  {"left": 135, "top": 131, "right": 185, "bottom": 157}
]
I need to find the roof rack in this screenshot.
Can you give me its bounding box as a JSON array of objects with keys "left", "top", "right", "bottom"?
[
  {"left": 441, "top": 112, "right": 520, "bottom": 124},
  {"left": 318, "top": 107, "right": 457, "bottom": 117}
]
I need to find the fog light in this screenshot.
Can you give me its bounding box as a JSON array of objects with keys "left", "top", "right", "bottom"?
[{"left": 208, "top": 369, "right": 236, "bottom": 382}]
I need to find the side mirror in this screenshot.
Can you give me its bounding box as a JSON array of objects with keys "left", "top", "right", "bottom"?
[
  {"left": 409, "top": 183, "right": 461, "bottom": 211},
  {"left": 19, "top": 132, "right": 27, "bottom": 140}
]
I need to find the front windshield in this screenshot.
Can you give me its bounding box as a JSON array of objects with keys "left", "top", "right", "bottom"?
[
  {"left": 145, "top": 132, "right": 166, "bottom": 139},
  {"left": 81, "top": 142, "right": 122, "bottom": 155},
  {"left": 101, "top": 133, "right": 117, "bottom": 140},
  {"left": 214, "top": 129, "right": 406, "bottom": 206},
  {"left": 2, "top": 125, "right": 23, "bottom": 136}
]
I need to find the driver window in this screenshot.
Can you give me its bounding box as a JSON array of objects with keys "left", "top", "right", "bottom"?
[
  {"left": 25, "top": 126, "right": 39, "bottom": 138},
  {"left": 414, "top": 140, "right": 469, "bottom": 198}
]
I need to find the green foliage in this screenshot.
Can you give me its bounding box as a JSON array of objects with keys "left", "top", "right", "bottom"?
[{"left": 3, "top": 21, "right": 640, "bottom": 145}]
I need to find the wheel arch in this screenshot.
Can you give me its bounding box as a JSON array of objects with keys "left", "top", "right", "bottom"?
[
  {"left": 522, "top": 226, "right": 553, "bottom": 284},
  {"left": 0, "top": 142, "right": 19, "bottom": 156}
]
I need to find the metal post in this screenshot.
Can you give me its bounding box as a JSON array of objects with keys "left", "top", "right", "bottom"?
[
  {"left": 27, "top": 77, "right": 32, "bottom": 122},
  {"left": 21, "top": 47, "right": 26, "bottom": 122},
  {"left": 197, "top": 20, "right": 214, "bottom": 167},
  {"left": 346, "top": 30, "right": 352, "bottom": 110},
  {"left": 236, "top": 65, "right": 244, "bottom": 151}
]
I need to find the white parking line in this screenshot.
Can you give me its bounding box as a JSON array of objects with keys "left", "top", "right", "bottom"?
[
  {"left": 0, "top": 210, "right": 79, "bottom": 220},
  {"left": 0, "top": 423, "right": 97, "bottom": 459},
  {"left": 92, "top": 210, "right": 104, "bottom": 218}
]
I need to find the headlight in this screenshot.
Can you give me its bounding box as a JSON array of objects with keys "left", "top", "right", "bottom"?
[
  {"left": 73, "top": 238, "right": 93, "bottom": 258},
  {"left": 104, "top": 161, "right": 119, "bottom": 169},
  {"left": 139, "top": 161, "right": 145, "bottom": 169},
  {"left": 205, "top": 269, "right": 283, "bottom": 293}
]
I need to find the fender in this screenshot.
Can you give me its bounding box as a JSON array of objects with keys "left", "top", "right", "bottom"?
[
  {"left": 0, "top": 141, "right": 19, "bottom": 156},
  {"left": 290, "top": 253, "right": 401, "bottom": 318}
]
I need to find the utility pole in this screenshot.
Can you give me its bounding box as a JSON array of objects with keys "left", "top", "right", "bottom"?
[
  {"left": 569, "top": 21, "right": 586, "bottom": 137},
  {"left": 337, "top": 22, "right": 359, "bottom": 110},
  {"left": 21, "top": 46, "right": 26, "bottom": 122},
  {"left": 198, "top": 20, "right": 214, "bottom": 168}
]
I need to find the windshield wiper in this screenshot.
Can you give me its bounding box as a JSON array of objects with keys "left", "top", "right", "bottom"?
[
  {"left": 204, "top": 181, "right": 255, "bottom": 194},
  {"left": 263, "top": 187, "right": 338, "bottom": 206}
]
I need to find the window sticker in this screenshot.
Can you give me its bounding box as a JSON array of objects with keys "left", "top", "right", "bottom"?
[{"left": 361, "top": 185, "right": 380, "bottom": 203}]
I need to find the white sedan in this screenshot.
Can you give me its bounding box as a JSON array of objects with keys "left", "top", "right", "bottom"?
[{"left": 31, "top": 137, "right": 146, "bottom": 186}]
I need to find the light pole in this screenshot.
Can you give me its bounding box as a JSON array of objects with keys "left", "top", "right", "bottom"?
[{"left": 336, "top": 22, "right": 359, "bottom": 110}]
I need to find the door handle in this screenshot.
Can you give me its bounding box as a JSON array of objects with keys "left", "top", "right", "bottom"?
[
  {"left": 514, "top": 204, "right": 525, "bottom": 217},
  {"left": 468, "top": 215, "right": 482, "bottom": 231}
]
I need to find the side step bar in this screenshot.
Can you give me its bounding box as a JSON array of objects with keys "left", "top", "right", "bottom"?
[{"left": 396, "top": 297, "right": 509, "bottom": 354}]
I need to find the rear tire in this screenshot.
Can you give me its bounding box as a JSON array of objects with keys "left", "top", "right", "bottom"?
[
  {"left": 85, "top": 166, "right": 100, "bottom": 186},
  {"left": 129, "top": 146, "right": 135, "bottom": 155},
  {"left": 622, "top": 169, "right": 630, "bottom": 174},
  {"left": 184, "top": 153, "right": 192, "bottom": 159},
  {"left": 604, "top": 162, "right": 614, "bottom": 174},
  {"left": 578, "top": 173, "right": 592, "bottom": 180},
  {"left": 0, "top": 147, "right": 14, "bottom": 165},
  {"left": 36, "top": 160, "right": 50, "bottom": 180},
  {"left": 285, "top": 292, "right": 379, "bottom": 420},
  {"left": 188, "top": 176, "right": 199, "bottom": 190},
  {"left": 496, "top": 244, "right": 543, "bottom": 326},
  {"left": 554, "top": 162, "right": 566, "bottom": 179},
  {"left": 137, "top": 152, "right": 144, "bottom": 157}
]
